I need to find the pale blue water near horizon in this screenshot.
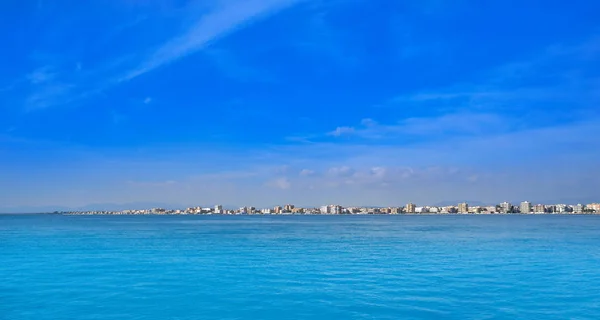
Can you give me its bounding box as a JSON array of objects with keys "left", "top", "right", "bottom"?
[{"left": 2, "top": 215, "right": 600, "bottom": 319}]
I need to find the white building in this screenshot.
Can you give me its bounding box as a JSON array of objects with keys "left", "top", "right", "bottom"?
[
  {"left": 485, "top": 206, "right": 497, "bottom": 214},
  {"left": 500, "top": 202, "right": 512, "bottom": 213},
  {"left": 320, "top": 205, "right": 343, "bottom": 214},
  {"left": 520, "top": 201, "right": 532, "bottom": 214},
  {"left": 555, "top": 204, "right": 568, "bottom": 213},
  {"left": 534, "top": 204, "right": 545, "bottom": 213},
  {"left": 331, "top": 205, "right": 343, "bottom": 214}
]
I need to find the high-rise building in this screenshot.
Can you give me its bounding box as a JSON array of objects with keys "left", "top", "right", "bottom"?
[
  {"left": 574, "top": 204, "right": 584, "bottom": 214},
  {"left": 405, "top": 203, "right": 416, "bottom": 213},
  {"left": 458, "top": 202, "right": 469, "bottom": 214},
  {"left": 284, "top": 204, "right": 295, "bottom": 212},
  {"left": 520, "top": 201, "right": 532, "bottom": 214},
  {"left": 331, "top": 205, "right": 343, "bottom": 214},
  {"left": 274, "top": 206, "right": 282, "bottom": 214},
  {"left": 534, "top": 204, "right": 545, "bottom": 213},
  {"left": 214, "top": 205, "right": 223, "bottom": 214},
  {"left": 500, "top": 202, "right": 512, "bottom": 213}
]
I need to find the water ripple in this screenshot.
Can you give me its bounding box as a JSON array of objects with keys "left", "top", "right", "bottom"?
[{"left": 1, "top": 214, "right": 600, "bottom": 319}]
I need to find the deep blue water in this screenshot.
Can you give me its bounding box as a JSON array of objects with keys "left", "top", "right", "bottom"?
[{"left": 2, "top": 214, "right": 600, "bottom": 320}]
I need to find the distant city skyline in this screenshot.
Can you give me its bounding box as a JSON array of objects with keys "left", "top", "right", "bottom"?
[
  {"left": 4, "top": 199, "right": 600, "bottom": 215},
  {"left": 1, "top": 1, "right": 599, "bottom": 211},
  {"left": 60, "top": 201, "right": 600, "bottom": 215}
]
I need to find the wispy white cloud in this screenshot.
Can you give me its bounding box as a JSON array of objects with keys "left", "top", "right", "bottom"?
[
  {"left": 120, "top": 0, "right": 301, "bottom": 82},
  {"left": 4, "top": 3, "right": 599, "bottom": 209},
  {"left": 20, "top": 59, "right": 117, "bottom": 110},
  {"left": 328, "top": 126, "right": 355, "bottom": 136},
  {"left": 400, "top": 113, "right": 505, "bottom": 135},
  {"left": 391, "top": 36, "right": 600, "bottom": 114},
  {"left": 25, "top": 82, "right": 106, "bottom": 111},
  {"left": 315, "top": 166, "right": 453, "bottom": 188},
  {"left": 27, "top": 66, "right": 56, "bottom": 84},
  {"left": 127, "top": 180, "right": 177, "bottom": 187},
  {"left": 190, "top": 170, "right": 260, "bottom": 181},
  {"left": 360, "top": 118, "right": 377, "bottom": 126},
  {"left": 266, "top": 177, "right": 291, "bottom": 190},
  {"left": 323, "top": 112, "right": 506, "bottom": 142},
  {"left": 26, "top": 83, "right": 75, "bottom": 110},
  {"left": 4, "top": 115, "right": 599, "bottom": 208},
  {"left": 327, "top": 166, "right": 354, "bottom": 177},
  {"left": 299, "top": 169, "right": 315, "bottom": 176},
  {"left": 20, "top": 0, "right": 301, "bottom": 111}
]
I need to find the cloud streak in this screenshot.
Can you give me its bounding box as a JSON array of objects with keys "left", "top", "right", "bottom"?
[
  {"left": 391, "top": 36, "right": 600, "bottom": 116},
  {"left": 120, "top": 0, "right": 301, "bottom": 82},
  {"left": 20, "top": 0, "right": 301, "bottom": 110},
  {"left": 27, "top": 66, "right": 56, "bottom": 84},
  {"left": 322, "top": 112, "right": 507, "bottom": 144},
  {"left": 3, "top": 115, "right": 599, "bottom": 208}
]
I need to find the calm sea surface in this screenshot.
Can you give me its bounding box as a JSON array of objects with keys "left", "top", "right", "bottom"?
[{"left": 1, "top": 214, "right": 600, "bottom": 319}]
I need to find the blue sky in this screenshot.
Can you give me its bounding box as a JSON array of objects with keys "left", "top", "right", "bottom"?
[{"left": 1, "top": 0, "right": 599, "bottom": 211}]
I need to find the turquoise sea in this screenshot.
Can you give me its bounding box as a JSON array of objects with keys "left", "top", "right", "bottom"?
[{"left": 1, "top": 214, "right": 600, "bottom": 319}]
